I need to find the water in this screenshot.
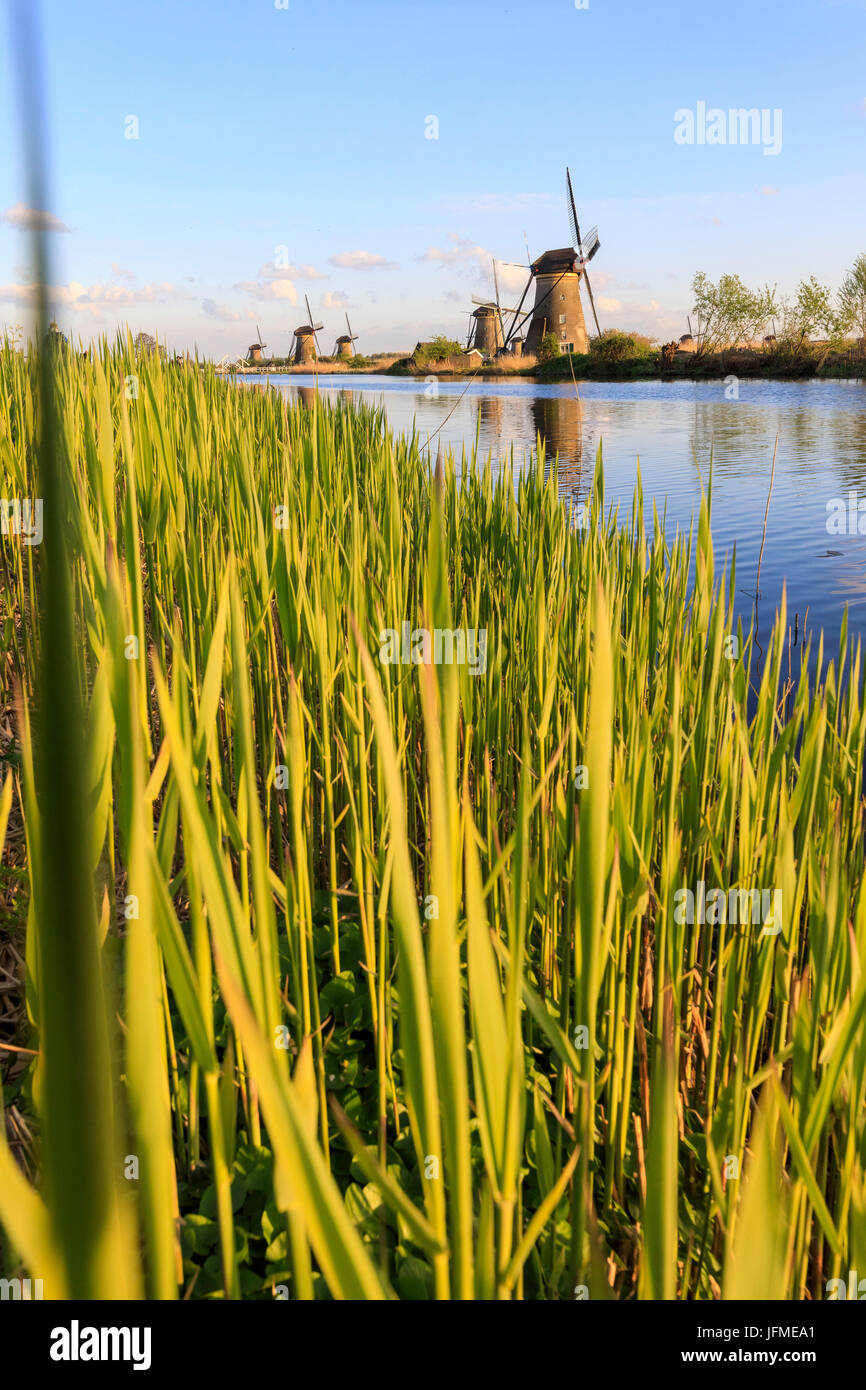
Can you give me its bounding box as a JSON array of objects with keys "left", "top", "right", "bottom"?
[{"left": 247, "top": 373, "right": 866, "bottom": 663}]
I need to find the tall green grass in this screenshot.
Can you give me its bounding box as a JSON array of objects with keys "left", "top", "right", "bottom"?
[{"left": 1, "top": 337, "right": 865, "bottom": 1299}]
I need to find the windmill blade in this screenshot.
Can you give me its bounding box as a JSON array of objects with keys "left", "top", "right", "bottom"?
[
  {"left": 345, "top": 312, "right": 354, "bottom": 339},
  {"left": 257, "top": 322, "right": 264, "bottom": 347},
  {"left": 566, "top": 166, "right": 583, "bottom": 251},
  {"left": 580, "top": 226, "right": 600, "bottom": 263},
  {"left": 305, "top": 294, "right": 315, "bottom": 330},
  {"left": 566, "top": 168, "right": 601, "bottom": 335},
  {"left": 582, "top": 269, "right": 602, "bottom": 338},
  {"left": 502, "top": 272, "right": 533, "bottom": 350},
  {"left": 474, "top": 296, "right": 523, "bottom": 314},
  {"left": 493, "top": 258, "right": 505, "bottom": 343}
]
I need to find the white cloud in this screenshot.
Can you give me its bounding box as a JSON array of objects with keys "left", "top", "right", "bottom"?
[
  {"left": 322, "top": 290, "right": 349, "bottom": 309},
  {"left": 574, "top": 274, "right": 685, "bottom": 341},
  {"left": 256, "top": 261, "right": 328, "bottom": 281},
  {"left": 1, "top": 202, "right": 70, "bottom": 232},
  {"left": 498, "top": 264, "right": 532, "bottom": 295},
  {"left": 236, "top": 260, "right": 331, "bottom": 306},
  {"left": 329, "top": 250, "right": 398, "bottom": 270},
  {"left": 0, "top": 280, "right": 182, "bottom": 316},
  {"left": 418, "top": 234, "right": 488, "bottom": 268},
  {"left": 202, "top": 298, "right": 253, "bottom": 322},
  {"left": 111, "top": 262, "right": 136, "bottom": 280},
  {"left": 417, "top": 235, "right": 527, "bottom": 295},
  {"left": 235, "top": 278, "right": 299, "bottom": 304},
  {"left": 760, "top": 185, "right": 780, "bottom": 196}
]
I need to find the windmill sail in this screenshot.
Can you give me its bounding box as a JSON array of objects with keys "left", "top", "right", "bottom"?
[{"left": 566, "top": 166, "right": 601, "bottom": 337}]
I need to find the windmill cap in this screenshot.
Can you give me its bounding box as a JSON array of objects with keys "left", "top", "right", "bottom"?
[{"left": 531, "top": 248, "right": 579, "bottom": 274}]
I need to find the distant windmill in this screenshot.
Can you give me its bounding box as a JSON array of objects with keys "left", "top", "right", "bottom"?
[
  {"left": 467, "top": 258, "right": 529, "bottom": 357},
  {"left": 247, "top": 323, "right": 267, "bottom": 365},
  {"left": 292, "top": 295, "right": 323, "bottom": 365},
  {"left": 503, "top": 167, "right": 601, "bottom": 357},
  {"left": 334, "top": 312, "right": 359, "bottom": 358},
  {"left": 466, "top": 303, "right": 503, "bottom": 356}
]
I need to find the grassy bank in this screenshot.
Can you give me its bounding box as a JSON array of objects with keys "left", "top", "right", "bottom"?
[
  {"left": 1, "top": 340, "right": 865, "bottom": 1300},
  {"left": 222, "top": 354, "right": 403, "bottom": 378},
  {"left": 538, "top": 347, "right": 866, "bottom": 382},
  {"left": 385, "top": 348, "right": 866, "bottom": 384}
]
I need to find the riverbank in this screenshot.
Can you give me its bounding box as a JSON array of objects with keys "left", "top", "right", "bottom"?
[
  {"left": 539, "top": 348, "right": 866, "bottom": 382},
  {"left": 220, "top": 354, "right": 402, "bottom": 377},
  {"left": 381, "top": 346, "right": 866, "bottom": 383},
  {"left": 219, "top": 348, "right": 866, "bottom": 385}
]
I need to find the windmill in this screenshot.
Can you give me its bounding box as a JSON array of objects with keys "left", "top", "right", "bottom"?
[
  {"left": 247, "top": 323, "right": 267, "bottom": 365},
  {"left": 292, "top": 295, "right": 323, "bottom": 365},
  {"left": 335, "top": 312, "right": 359, "bottom": 358},
  {"left": 503, "top": 167, "right": 601, "bottom": 358},
  {"left": 467, "top": 258, "right": 530, "bottom": 357},
  {"left": 467, "top": 302, "right": 504, "bottom": 356}
]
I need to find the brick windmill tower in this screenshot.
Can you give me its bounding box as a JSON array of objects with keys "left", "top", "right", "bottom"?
[
  {"left": 247, "top": 324, "right": 267, "bottom": 365},
  {"left": 292, "top": 295, "right": 324, "bottom": 365},
  {"left": 334, "top": 313, "right": 360, "bottom": 358},
  {"left": 467, "top": 304, "right": 504, "bottom": 356},
  {"left": 504, "top": 168, "right": 601, "bottom": 358},
  {"left": 466, "top": 259, "right": 528, "bottom": 358}
]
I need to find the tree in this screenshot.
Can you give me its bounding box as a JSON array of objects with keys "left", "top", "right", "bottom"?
[
  {"left": 776, "top": 276, "right": 842, "bottom": 352},
  {"left": 133, "top": 331, "right": 159, "bottom": 357},
  {"left": 413, "top": 336, "right": 463, "bottom": 367},
  {"left": 690, "top": 272, "right": 777, "bottom": 353},
  {"left": 839, "top": 254, "right": 866, "bottom": 345},
  {"left": 537, "top": 331, "right": 561, "bottom": 364}
]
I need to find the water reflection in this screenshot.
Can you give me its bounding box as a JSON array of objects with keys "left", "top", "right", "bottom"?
[{"left": 530, "top": 393, "right": 586, "bottom": 515}]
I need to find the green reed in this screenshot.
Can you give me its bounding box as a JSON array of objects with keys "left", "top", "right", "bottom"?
[{"left": 1, "top": 335, "right": 865, "bottom": 1300}]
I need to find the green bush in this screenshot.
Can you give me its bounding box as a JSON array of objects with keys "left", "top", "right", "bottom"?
[
  {"left": 537, "top": 332, "right": 561, "bottom": 363},
  {"left": 413, "top": 336, "right": 463, "bottom": 367},
  {"left": 590, "top": 329, "right": 655, "bottom": 362}
]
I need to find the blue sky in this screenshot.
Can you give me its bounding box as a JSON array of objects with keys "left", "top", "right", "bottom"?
[{"left": 1, "top": 0, "right": 864, "bottom": 355}]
